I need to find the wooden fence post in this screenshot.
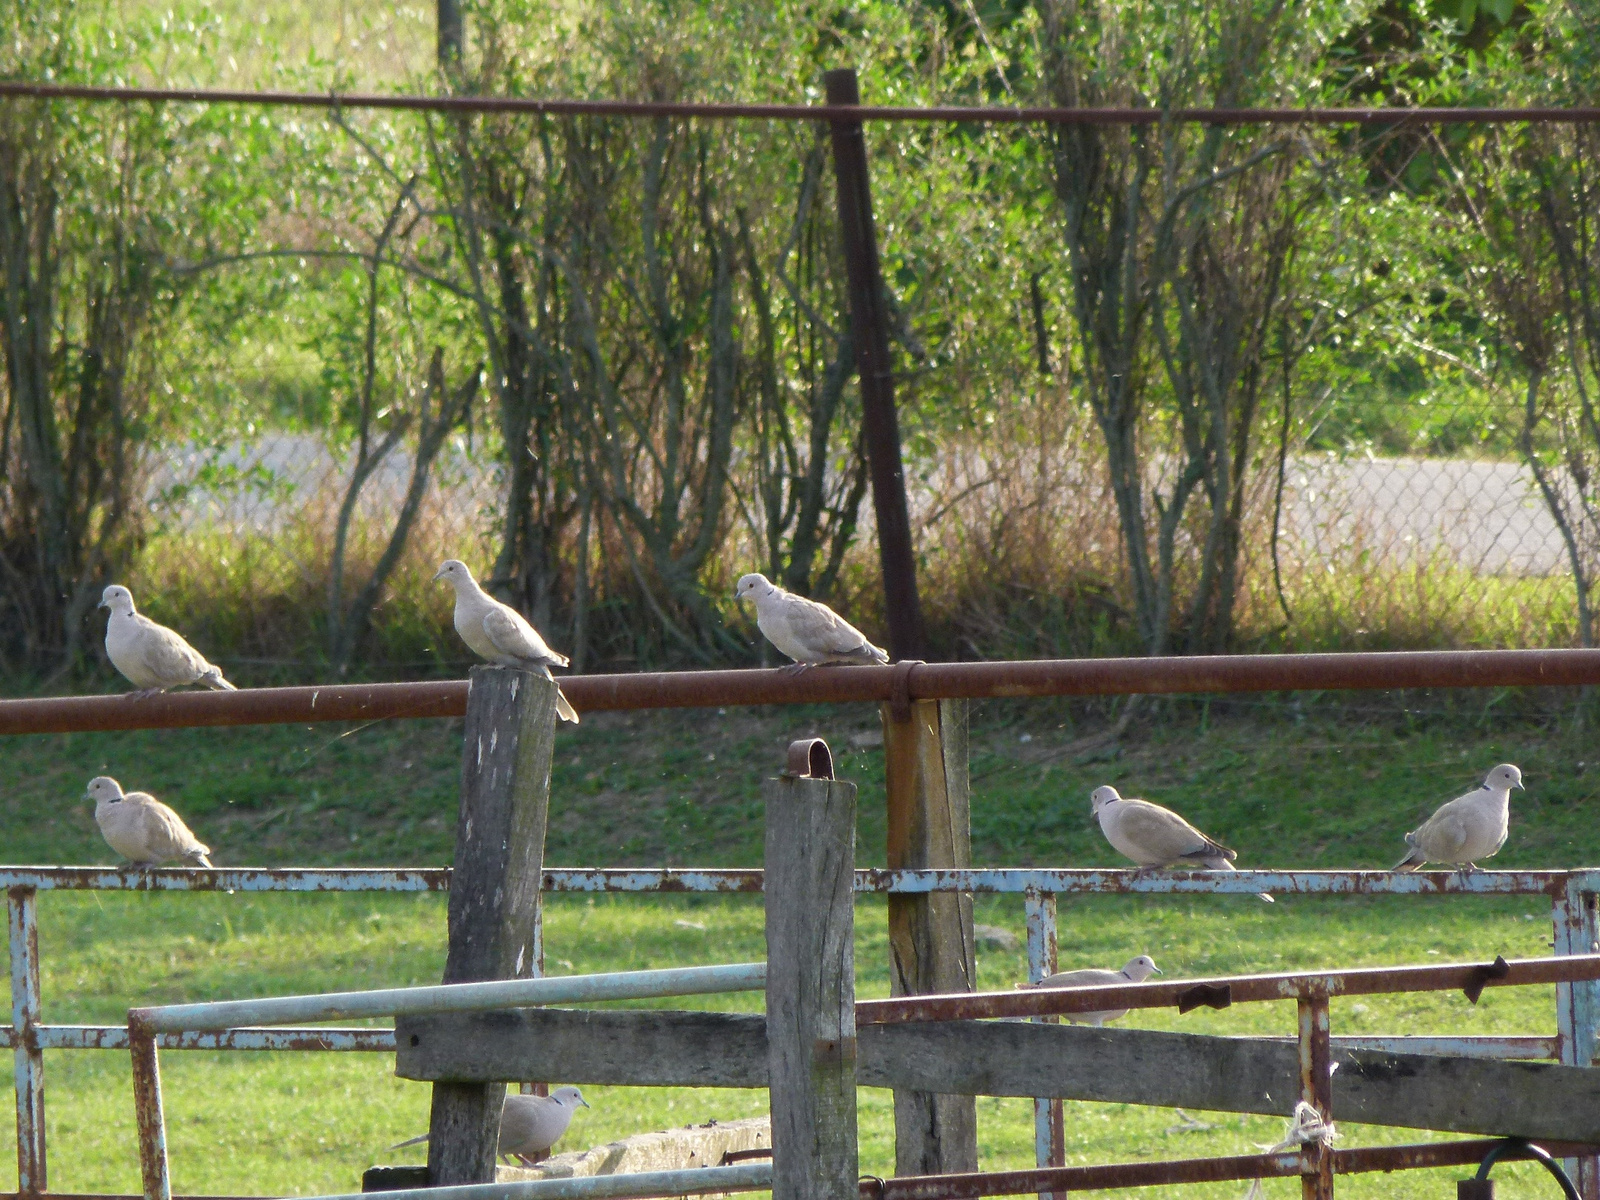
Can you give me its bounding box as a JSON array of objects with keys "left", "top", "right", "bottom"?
[
  {"left": 427, "top": 665, "right": 557, "bottom": 1185},
  {"left": 766, "top": 741, "right": 859, "bottom": 1200},
  {"left": 883, "top": 697, "right": 978, "bottom": 1175}
]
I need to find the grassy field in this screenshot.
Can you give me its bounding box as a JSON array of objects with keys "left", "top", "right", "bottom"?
[{"left": 2, "top": 695, "right": 1598, "bottom": 1197}]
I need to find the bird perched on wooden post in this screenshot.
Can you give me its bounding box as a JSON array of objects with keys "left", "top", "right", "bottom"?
[
  {"left": 1393, "top": 763, "right": 1523, "bottom": 872},
  {"left": 433, "top": 559, "right": 579, "bottom": 723},
  {"left": 1026, "top": 955, "right": 1161, "bottom": 1026},
  {"left": 88, "top": 776, "right": 213, "bottom": 869},
  {"left": 734, "top": 572, "right": 888, "bottom": 669},
  {"left": 1091, "top": 785, "right": 1273, "bottom": 902},
  {"left": 391, "top": 1087, "right": 590, "bottom": 1166},
  {"left": 100, "top": 584, "right": 235, "bottom": 697}
]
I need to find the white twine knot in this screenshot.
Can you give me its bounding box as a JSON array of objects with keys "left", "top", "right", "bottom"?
[{"left": 1241, "top": 1102, "right": 1339, "bottom": 1199}]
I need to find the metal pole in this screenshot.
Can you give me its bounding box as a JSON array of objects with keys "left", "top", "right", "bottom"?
[
  {"left": 1025, "top": 888, "right": 1064, "bottom": 1200},
  {"left": 1555, "top": 879, "right": 1600, "bottom": 1198},
  {"left": 1297, "top": 993, "right": 1334, "bottom": 1200},
  {"left": 436, "top": 0, "right": 462, "bottom": 65},
  {"left": 128, "top": 1012, "right": 172, "bottom": 1200},
  {"left": 824, "top": 66, "right": 927, "bottom": 662},
  {"left": 8, "top": 886, "right": 45, "bottom": 1197}
]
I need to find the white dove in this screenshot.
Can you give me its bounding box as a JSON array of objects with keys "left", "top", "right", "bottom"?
[
  {"left": 734, "top": 573, "right": 888, "bottom": 669},
  {"left": 1393, "top": 763, "right": 1524, "bottom": 872},
  {"left": 434, "top": 560, "right": 579, "bottom": 723},
  {"left": 391, "top": 1087, "right": 590, "bottom": 1166},
  {"left": 89, "top": 776, "right": 213, "bottom": 868},
  {"left": 1030, "top": 955, "right": 1161, "bottom": 1026},
  {"left": 1091, "top": 785, "right": 1273, "bottom": 902},
  {"left": 101, "top": 585, "right": 235, "bottom": 697}
]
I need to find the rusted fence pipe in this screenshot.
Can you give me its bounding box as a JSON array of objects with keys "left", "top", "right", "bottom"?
[
  {"left": 317, "top": 1162, "right": 774, "bottom": 1200},
  {"left": 5, "top": 647, "right": 1600, "bottom": 734},
  {"left": 2, "top": 81, "right": 1599, "bottom": 124},
  {"left": 856, "top": 953, "right": 1600, "bottom": 1025},
  {"left": 133, "top": 962, "right": 765, "bottom": 1033}
]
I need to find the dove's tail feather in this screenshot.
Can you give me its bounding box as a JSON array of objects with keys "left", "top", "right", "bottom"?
[
  {"left": 200, "top": 669, "right": 236, "bottom": 691},
  {"left": 1197, "top": 855, "right": 1274, "bottom": 901},
  {"left": 555, "top": 687, "right": 580, "bottom": 724},
  {"left": 844, "top": 642, "right": 889, "bottom": 665},
  {"left": 1392, "top": 847, "right": 1425, "bottom": 872},
  {"left": 389, "top": 1133, "right": 430, "bottom": 1151}
]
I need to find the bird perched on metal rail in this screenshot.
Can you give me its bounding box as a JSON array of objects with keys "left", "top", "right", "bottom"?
[
  {"left": 88, "top": 776, "right": 213, "bottom": 869},
  {"left": 100, "top": 584, "right": 235, "bottom": 697},
  {"left": 1026, "top": 955, "right": 1161, "bottom": 1026},
  {"left": 734, "top": 573, "right": 889, "bottom": 670},
  {"left": 391, "top": 1087, "right": 590, "bottom": 1166},
  {"left": 434, "top": 559, "right": 579, "bottom": 723},
  {"left": 1392, "top": 763, "right": 1523, "bottom": 872},
  {"left": 1091, "top": 785, "right": 1274, "bottom": 902}
]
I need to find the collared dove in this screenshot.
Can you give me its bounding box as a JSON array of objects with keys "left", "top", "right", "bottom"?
[
  {"left": 391, "top": 1087, "right": 590, "bottom": 1166},
  {"left": 1091, "top": 785, "right": 1274, "bottom": 902},
  {"left": 434, "top": 560, "right": 579, "bottom": 723},
  {"left": 1393, "top": 763, "right": 1523, "bottom": 872},
  {"left": 1029, "top": 955, "right": 1161, "bottom": 1026},
  {"left": 101, "top": 585, "right": 235, "bottom": 697},
  {"left": 88, "top": 776, "right": 212, "bottom": 868},
  {"left": 734, "top": 573, "right": 888, "bottom": 668}
]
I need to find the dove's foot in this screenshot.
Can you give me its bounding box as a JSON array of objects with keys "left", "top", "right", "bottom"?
[
  {"left": 124, "top": 688, "right": 162, "bottom": 700},
  {"left": 512, "top": 1153, "right": 540, "bottom": 1167},
  {"left": 779, "top": 662, "right": 812, "bottom": 676}
]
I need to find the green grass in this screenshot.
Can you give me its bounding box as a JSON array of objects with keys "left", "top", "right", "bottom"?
[{"left": 2, "top": 700, "right": 1598, "bottom": 1197}]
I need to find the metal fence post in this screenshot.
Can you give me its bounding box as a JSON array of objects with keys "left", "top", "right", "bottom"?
[
  {"left": 882, "top": 697, "right": 978, "bottom": 1175},
  {"left": 1554, "top": 877, "right": 1600, "bottom": 1198},
  {"left": 765, "top": 741, "right": 859, "bottom": 1200},
  {"left": 823, "top": 65, "right": 927, "bottom": 662},
  {"left": 128, "top": 1010, "right": 171, "bottom": 1200},
  {"left": 426, "top": 666, "right": 557, "bottom": 1185},
  {"left": 1298, "top": 993, "right": 1334, "bottom": 1200},
  {"left": 1025, "top": 887, "right": 1064, "bottom": 1200},
  {"left": 8, "top": 886, "right": 45, "bottom": 1197}
]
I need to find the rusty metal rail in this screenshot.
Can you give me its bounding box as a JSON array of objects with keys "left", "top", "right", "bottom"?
[
  {"left": 4, "top": 646, "right": 1600, "bottom": 733},
  {"left": 3, "top": 80, "right": 1600, "bottom": 125},
  {"left": 857, "top": 953, "right": 1600, "bottom": 1025}
]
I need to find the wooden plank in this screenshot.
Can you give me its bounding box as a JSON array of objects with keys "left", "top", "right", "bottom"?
[
  {"left": 397, "top": 1009, "right": 768, "bottom": 1087},
  {"left": 426, "top": 666, "right": 558, "bottom": 1186},
  {"left": 883, "top": 696, "right": 978, "bottom": 1176},
  {"left": 399, "top": 1010, "right": 1600, "bottom": 1143},
  {"left": 765, "top": 770, "right": 860, "bottom": 1200}
]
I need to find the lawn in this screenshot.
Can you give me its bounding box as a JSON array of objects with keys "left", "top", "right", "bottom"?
[{"left": 2, "top": 693, "right": 1597, "bottom": 1197}]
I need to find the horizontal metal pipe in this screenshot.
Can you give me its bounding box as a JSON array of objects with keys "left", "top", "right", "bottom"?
[
  {"left": 6, "top": 648, "right": 1600, "bottom": 733},
  {"left": 1, "top": 865, "right": 1594, "bottom": 896},
  {"left": 136, "top": 962, "right": 766, "bottom": 1032},
  {"left": 319, "top": 1162, "right": 772, "bottom": 1200},
  {"left": 872, "top": 1139, "right": 1600, "bottom": 1197},
  {"left": 0, "top": 1025, "right": 396, "bottom": 1051},
  {"left": 1, "top": 82, "right": 1597, "bottom": 124},
  {"left": 857, "top": 954, "right": 1600, "bottom": 1024},
  {"left": 0, "top": 867, "right": 450, "bottom": 892}
]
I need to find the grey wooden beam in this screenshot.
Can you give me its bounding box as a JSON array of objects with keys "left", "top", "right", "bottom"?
[
  {"left": 399, "top": 1011, "right": 1600, "bottom": 1144},
  {"left": 765, "top": 768, "right": 860, "bottom": 1200},
  {"left": 882, "top": 697, "right": 978, "bottom": 1176},
  {"left": 426, "top": 666, "right": 558, "bottom": 1185}
]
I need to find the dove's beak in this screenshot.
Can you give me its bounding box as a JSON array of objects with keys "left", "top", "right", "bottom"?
[
  {"left": 1515, "top": 781, "right": 1525, "bottom": 790},
  {"left": 1153, "top": 967, "right": 1163, "bottom": 975},
  {"left": 98, "top": 600, "right": 108, "bottom": 610},
  {"left": 431, "top": 567, "right": 446, "bottom": 582},
  {"left": 580, "top": 1098, "right": 591, "bottom": 1108}
]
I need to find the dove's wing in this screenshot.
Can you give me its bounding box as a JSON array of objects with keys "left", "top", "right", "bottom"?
[
  {"left": 134, "top": 617, "right": 213, "bottom": 686},
  {"left": 1412, "top": 803, "right": 1473, "bottom": 863},
  {"left": 482, "top": 605, "right": 568, "bottom": 668},
  {"left": 782, "top": 594, "right": 883, "bottom": 660},
  {"left": 499, "top": 1095, "right": 574, "bottom": 1156},
  {"left": 1039, "top": 967, "right": 1123, "bottom": 989},
  {"left": 1109, "top": 800, "right": 1233, "bottom": 866},
  {"left": 130, "top": 796, "right": 210, "bottom": 863}
]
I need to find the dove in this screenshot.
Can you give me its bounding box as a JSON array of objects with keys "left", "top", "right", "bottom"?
[
  {"left": 391, "top": 1087, "right": 590, "bottom": 1166},
  {"left": 1091, "top": 785, "right": 1274, "bottom": 902},
  {"left": 88, "top": 776, "right": 213, "bottom": 868},
  {"left": 734, "top": 573, "right": 888, "bottom": 669},
  {"left": 434, "top": 560, "right": 579, "bottom": 723},
  {"left": 100, "top": 585, "right": 235, "bottom": 697},
  {"left": 1031, "top": 955, "right": 1161, "bottom": 1026},
  {"left": 1393, "top": 763, "right": 1523, "bottom": 872}
]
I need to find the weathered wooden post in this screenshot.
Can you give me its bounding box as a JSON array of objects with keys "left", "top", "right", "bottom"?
[
  {"left": 426, "top": 666, "right": 557, "bottom": 1185},
  {"left": 883, "top": 695, "right": 978, "bottom": 1175},
  {"left": 766, "top": 739, "right": 859, "bottom": 1200}
]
